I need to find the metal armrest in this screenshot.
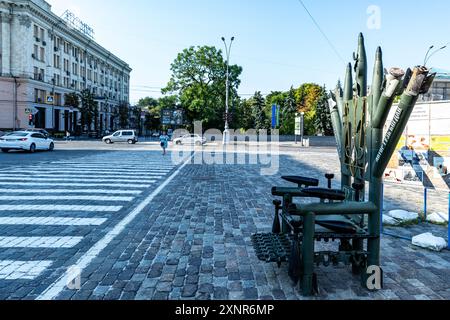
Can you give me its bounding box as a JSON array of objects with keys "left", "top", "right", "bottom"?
[
  {"left": 281, "top": 176, "right": 320, "bottom": 188},
  {"left": 288, "top": 201, "right": 379, "bottom": 216},
  {"left": 301, "top": 188, "right": 346, "bottom": 201}
]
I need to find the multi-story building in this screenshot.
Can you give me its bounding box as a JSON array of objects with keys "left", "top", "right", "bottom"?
[
  {"left": 420, "top": 68, "right": 450, "bottom": 102},
  {"left": 0, "top": 0, "right": 132, "bottom": 134}
]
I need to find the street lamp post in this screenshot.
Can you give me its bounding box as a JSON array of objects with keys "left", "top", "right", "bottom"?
[
  {"left": 300, "top": 112, "right": 305, "bottom": 147},
  {"left": 222, "top": 36, "right": 235, "bottom": 145},
  {"left": 424, "top": 44, "right": 448, "bottom": 66}
]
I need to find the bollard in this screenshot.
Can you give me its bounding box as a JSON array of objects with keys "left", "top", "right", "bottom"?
[{"left": 424, "top": 188, "right": 428, "bottom": 223}]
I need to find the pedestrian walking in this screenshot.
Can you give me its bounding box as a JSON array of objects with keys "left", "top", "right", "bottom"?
[
  {"left": 65, "top": 131, "right": 71, "bottom": 142},
  {"left": 160, "top": 131, "right": 170, "bottom": 156}
]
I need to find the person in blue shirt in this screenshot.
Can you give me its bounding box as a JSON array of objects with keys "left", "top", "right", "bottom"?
[{"left": 159, "top": 131, "right": 170, "bottom": 156}]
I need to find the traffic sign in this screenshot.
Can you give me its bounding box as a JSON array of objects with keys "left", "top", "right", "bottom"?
[{"left": 46, "top": 95, "right": 54, "bottom": 104}]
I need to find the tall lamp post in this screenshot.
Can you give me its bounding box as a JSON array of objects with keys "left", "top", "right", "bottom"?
[
  {"left": 424, "top": 44, "right": 448, "bottom": 66},
  {"left": 222, "top": 36, "right": 235, "bottom": 145}
]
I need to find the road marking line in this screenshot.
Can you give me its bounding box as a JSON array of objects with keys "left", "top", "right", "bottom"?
[
  {"left": 0, "top": 195, "right": 134, "bottom": 201},
  {"left": 0, "top": 169, "right": 171, "bottom": 174},
  {"left": 0, "top": 205, "right": 122, "bottom": 212},
  {"left": 39, "top": 167, "right": 174, "bottom": 171},
  {"left": 0, "top": 237, "right": 83, "bottom": 248},
  {"left": 37, "top": 153, "right": 194, "bottom": 300},
  {"left": 0, "top": 217, "right": 107, "bottom": 226},
  {"left": 0, "top": 177, "right": 159, "bottom": 183},
  {"left": 0, "top": 189, "right": 142, "bottom": 195},
  {"left": 0, "top": 182, "right": 152, "bottom": 188},
  {"left": 0, "top": 261, "right": 53, "bottom": 280},
  {"left": 0, "top": 173, "right": 167, "bottom": 178}
]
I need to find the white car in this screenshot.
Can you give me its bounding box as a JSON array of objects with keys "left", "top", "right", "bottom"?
[
  {"left": 103, "top": 130, "right": 138, "bottom": 144},
  {"left": 173, "top": 134, "right": 206, "bottom": 146},
  {"left": 0, "top": 131, "right": 55, "bottom": 153}
]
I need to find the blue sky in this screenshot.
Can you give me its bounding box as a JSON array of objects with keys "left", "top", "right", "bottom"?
[{"left": 47, "top": 0, "right": 450, "bottom": 104}]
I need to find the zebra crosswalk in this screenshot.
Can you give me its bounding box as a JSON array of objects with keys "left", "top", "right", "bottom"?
[{"left": 0, "top": 152, "right": 177, "bottom": 282}]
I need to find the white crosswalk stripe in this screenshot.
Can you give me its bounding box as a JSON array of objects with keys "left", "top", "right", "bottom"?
[
  {"left": 0, "top": 237, "right": 83, "bottom": 248},
  {"left": 0, "top": 170, "right": 166, "bottom": 180},
  {"left": 0, "top": 217, "right": 107, "bottom": 226},
  {"left": 0, "top": 189, "right": 142, "bottom": 195},
  {"left": 0, "top": 261, "right": 53, "bottom": 280},
  {"left": 0, "top": 195, "right": 134, "bottom": 201},
  {"left": 1, "top": 182, "right": 152, "bottom": 187},
  {"left": 0, "top": 152, "right": 178, "bottom": 285},
  {"left": 0, "top": 205, "right": 122, "bottom": 212},
  {"left": 0, "top": 167, "right": 173, "bottom": 171},
  {"left": 0, "top": 177, "right": 159, "bottom": 183}
]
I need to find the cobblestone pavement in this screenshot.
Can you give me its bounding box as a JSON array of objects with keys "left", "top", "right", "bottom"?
[{"left": 0, "top": 147, "right": 448, "bottom": 300}]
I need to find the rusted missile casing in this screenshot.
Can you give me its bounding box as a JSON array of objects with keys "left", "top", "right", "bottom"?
[
  {"left": 372, "top": 66, "right": 433, "bottom": 178},
  {"left": 372, "top": 67, "right": 406, "bottom": 129}
]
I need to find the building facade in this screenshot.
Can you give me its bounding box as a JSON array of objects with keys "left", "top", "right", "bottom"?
[
  {"left": 420, "top": 68, "right": 450, "bottom": 102},
  {"left": 0, "top": 0, "right": 132, "bottom": 133}
]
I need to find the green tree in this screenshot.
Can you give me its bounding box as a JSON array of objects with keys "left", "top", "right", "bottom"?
[
  {"left": 137, "top": 97, "right": 158, "bottom": 109},
  {"left": 78, "top": 90, "right": 96, "bottom": 132},
  {"left": 264, "top": 91, "right": 286, "bottom": 131},
  {"left": 280, "top": 86, "right": 297, "bottom": 135},
  {"left": 64, "top": 92, "right": 79, "bottom": 108},
  {"left": 314, "top": 87, "right": 333, "bottom": 136},
  {"left": 235, "top": 98, "right": 254, "bottom": 131},
  {"left": 296, "top": 83, "right": 322, "bottom": 135},
  {"left": 118, "top": 103, "right": 130, "bottom": 128},
  {"left": 251, "top": 91, "right": 268, "bottom": 133},
  {"left": 162, "top": 46, "right": 242, "bottom": 129}
]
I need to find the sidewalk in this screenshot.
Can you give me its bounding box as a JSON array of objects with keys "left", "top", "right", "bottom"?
[{"left": 56, "top": 150, "right": 449, "bottom": 300}]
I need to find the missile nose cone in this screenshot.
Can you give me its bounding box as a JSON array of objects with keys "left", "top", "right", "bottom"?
[
  {"left": 359, "top": 33, "right": 364, "bottom": 42},
  {"left": 376, "top": 47, "right": 382, "bottom": 59}
]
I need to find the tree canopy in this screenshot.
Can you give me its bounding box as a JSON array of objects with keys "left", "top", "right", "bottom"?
[{"left": 162, "top": 45, "right": 243, "bottom": 129}]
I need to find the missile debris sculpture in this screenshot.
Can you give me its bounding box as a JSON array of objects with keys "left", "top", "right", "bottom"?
[{"left": 251, "top": 33, "right": 435, "bottom": 296}]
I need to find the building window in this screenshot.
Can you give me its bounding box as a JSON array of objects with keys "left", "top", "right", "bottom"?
[
  {"left": 55, "top": 93, "right": 62, "bottom": 106},
  {"left": 64, "top": 59, "right": 69, "bottom": 72},
  {"left": 40, "top": 28, "right": 45, "bottom": 42},
  {"left": 34, "top": 89, "right": 46, "bottom": 103},
  {"left": 34, "top": 25, "right": 39, "bottom": 38},
  {"left": 34, "top": 45, "right": 38, "bottom": 58},
  {"left": 40, "top": 47, "right": 45, "bottom": 62},
  {"left": 53, "top": 54, "right": 60, "bottom": 69},
  {"left": 53, "top": 74, "right": 61, "bottom": 86},
  {"left": 34, "top": 67, "right": 39, "bottom": 80}
]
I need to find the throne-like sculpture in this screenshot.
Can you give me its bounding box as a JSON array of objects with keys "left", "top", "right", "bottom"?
[{"left": 251, "top": 33, "right": 435, "bottom": 296}]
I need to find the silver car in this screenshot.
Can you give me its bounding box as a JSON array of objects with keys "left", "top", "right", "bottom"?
[
  {"left": 173, "top": 134, "right": 206, "bottom": 146},
  {"left": 102, "top": 130, "right": 138, "bottom": 144}
]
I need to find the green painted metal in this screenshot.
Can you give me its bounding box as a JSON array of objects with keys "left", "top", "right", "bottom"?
[{"left": 254, "top": 33, "right": 435, "bottom": 296}]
